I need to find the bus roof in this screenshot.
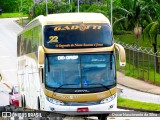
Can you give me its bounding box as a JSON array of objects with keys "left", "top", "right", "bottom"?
[
  {"left": 45, "top": 13, "right": 110, "bottom": 24},
  {"left": 27, "top": 13, "right": 110, "bottom": 27},
  {"left": 22, "top": 13, "right": 111, "bottom": 34}
]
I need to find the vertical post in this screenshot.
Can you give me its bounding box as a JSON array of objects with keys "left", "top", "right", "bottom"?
[
  {"left": 78, "top": 0, "right": 79, "bottom": 12},
  {"left": 21, "top": 0, "right": 22, "bottom": 11},
  {"left": 142, "top": 52, "right": 144, "bottom": 79},
  {"left": 133, "top": 50, "right": 135, "bottom": 76},
  {"left": 137, "top": 50, "right": 139, "bottom": 78},
  {"left": 124, "top": 48, "right": 126, "bottom": 72},
  {"left": 46, "top": 0, "right": 48, "bottom": 15},
  {"left": 129, "top": 49, "right": 130, "bottom": 70},
  {"left": 32, "top": 0, "right": 35, "bottom": 18},
  {"left": 154, "top": 55, "right": 156, "bottom": 83},
  {"left": 148, "top": 54, "right": 150, "bottom": 80},
  {"left": 20, "top": 0, "right": 23, "bottom": 27}
]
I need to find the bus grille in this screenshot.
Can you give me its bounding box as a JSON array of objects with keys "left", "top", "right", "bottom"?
[{"left": 64, "top": 101, "right": 100, "bottom": 106}]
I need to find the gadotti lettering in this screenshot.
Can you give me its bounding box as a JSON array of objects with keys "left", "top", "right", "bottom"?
[{"left": 54, "top": 24, "right": 102, "bottom": 31}]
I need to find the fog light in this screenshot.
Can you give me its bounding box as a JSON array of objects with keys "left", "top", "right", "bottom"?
[
  {"left": 50, "top": 107, "right": 55, "bottom": 111},
  {"left": 110, "top": 105, "right": 113, "bottom": 108}
]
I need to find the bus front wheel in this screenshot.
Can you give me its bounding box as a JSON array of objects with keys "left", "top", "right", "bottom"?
[
  {"left": 21, "top": 96, "right": 24, "bottom": 108},
  {"left": 97, "top": 114, "right": 108, "bottom": 120},
  {"left": 37, "top": 97, "right": 40, "bottom": 110},
  {"left": 23, "top": 96, "right": 26, "bottom": 108}
]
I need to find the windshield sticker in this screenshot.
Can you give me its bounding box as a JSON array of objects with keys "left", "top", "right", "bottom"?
[
  {"left": 57, "top": 55, "right": 78, "bottom": 60},
  {"left": 54, "top": 24, "right": 102, "bottom": 31},
  {"left": 47, "top": 36, "right": 58, "bottom": 44},
  {"left": 55, "top": 43, "right": 104, "bottom": 48}
]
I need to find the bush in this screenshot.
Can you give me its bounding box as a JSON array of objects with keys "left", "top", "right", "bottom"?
[
  {"left": 23, "top": 1, "right": 110, "bottom": 21},
  {"left": 32, "top": 1, "right": 72, "bottom": 18},
  {"left": 86, "top": 4, "right": 109, "bottom": 17}
]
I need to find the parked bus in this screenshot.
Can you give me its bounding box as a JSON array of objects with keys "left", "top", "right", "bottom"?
[{"left": 17, "top": 13, "right": 126, "bottom": 117}]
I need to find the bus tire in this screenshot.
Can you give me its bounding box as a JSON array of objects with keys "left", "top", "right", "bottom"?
[
  {"left": 21, "top": 96, "right": 24, "bottom": 108},
  {"left": 9, "top": 101, "right": 12, "bottom": 105},
  {"left": 37, "top": 97, "right": 40, "bottom": 110},
  {"left": 97, "top": 114, "right": 108, "bottom": 120},
  {"left": 23, "top": 96, "right": 26, "bottom": 108}
]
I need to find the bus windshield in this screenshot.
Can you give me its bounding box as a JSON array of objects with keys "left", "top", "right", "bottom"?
[
  {"left": 45, "top": 53, "right": 116, "bottom": 89},
  {"left": 44, "top": 23, "right": 113, "bottom": 49}
]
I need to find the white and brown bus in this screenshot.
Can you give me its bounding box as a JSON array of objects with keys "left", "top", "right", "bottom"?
[{"left": 17, "top": 13, "right": 126, "bottom": 116}]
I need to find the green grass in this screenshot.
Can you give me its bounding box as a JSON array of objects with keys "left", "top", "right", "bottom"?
[
  {"left": 114, "top": 33, "right": 160, "bottom": 50},
  {"left": 116, "top": 60, "right": 160, "bottom": 84},
  {"left": 118, "top": 97, "right": 160, "bottom": 111},
  {"left": 115, "top": 33, "right": 160, "bottom": 84},
  {"left": 0, "top": 13, "right": 27, "bottom": 18}
]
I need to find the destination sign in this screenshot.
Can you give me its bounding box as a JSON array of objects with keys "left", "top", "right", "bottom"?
[
  {"left": 54, "top": 24, "right": 102, "bottom": 31},
  {"left": 44, "top": 23, "right": 113, "bottom": 49}
]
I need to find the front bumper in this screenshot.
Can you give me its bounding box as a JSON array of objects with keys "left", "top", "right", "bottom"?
[{"left": 44, "top": 95, "right": 117, "bottom": 115}]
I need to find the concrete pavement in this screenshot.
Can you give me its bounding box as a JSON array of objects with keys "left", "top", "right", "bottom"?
[{"left": 117, "top": 72, "right": 160, "bottom": 95}]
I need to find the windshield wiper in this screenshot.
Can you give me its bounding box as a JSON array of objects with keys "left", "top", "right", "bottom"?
[
  {"left": 110, "top": 54, "right": 112, "bottom": 70},
  {"left": 53, "top": 84, "right": 78, "bottom": 93},
  {"left": 86, "top": 83, "right": 116, "bottom": 96}
]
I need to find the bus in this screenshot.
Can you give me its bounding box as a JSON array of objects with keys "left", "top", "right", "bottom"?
[{"left": 17, "top": 13, "right": 126, "bottom": 117}]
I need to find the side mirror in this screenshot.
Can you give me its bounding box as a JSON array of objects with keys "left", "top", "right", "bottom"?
[
  {"left": 114, "top": 43, "right": 126, "bottom": 66},
  {"left": 39, "top": 68, "right": 44, "bottom": 83},
  {"left": 38, "top": 46, "right": 44, "bottom": 68},
  {"left": 0, "top": 73, "right": 3, "bottom": 81},
  {"left": 9, "top": 91, "right": 12, "bottom": 95}
]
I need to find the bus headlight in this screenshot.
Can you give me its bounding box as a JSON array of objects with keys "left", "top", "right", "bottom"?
[
  {"left": 46, "top": 97, "right": 64, "bottom": 105},
  {"left": 100, "top": 94, "right": 116, "bottom": 104},
  {"left": 12, "top": 96, "right": 19, "bottom": 100}
]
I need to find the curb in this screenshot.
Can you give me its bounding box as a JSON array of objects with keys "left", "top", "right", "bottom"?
[
  {"left": 13, "top": 19, "right": 24, "bottom": 29},
  {"left": 117, "top": 83, "right": 160, "bottom": 95},
  {"left": 117, "top": 106, "right": 160, "bottom": 113}
]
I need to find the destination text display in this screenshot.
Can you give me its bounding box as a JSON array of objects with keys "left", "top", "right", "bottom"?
[{"left": 44, "top": 23, "right": 113, "bottom": 49}]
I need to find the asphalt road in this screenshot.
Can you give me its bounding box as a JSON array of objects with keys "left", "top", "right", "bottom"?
[
  {"left": 0, "top": 18, "right": 22, "bottom": 85},
  {"left": 0, "top": 82, "right": 9, "bottom": 106},
  {"left": 118, "top": 84, "right": 160, "bottom": 104}
]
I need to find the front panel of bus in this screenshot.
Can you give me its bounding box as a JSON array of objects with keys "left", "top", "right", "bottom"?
[{"left": 43, "top": 23, "right": 117, "bottom": 113}]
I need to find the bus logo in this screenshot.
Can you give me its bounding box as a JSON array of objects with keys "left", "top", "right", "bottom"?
[
  {"left": 75, "top": 90, "right": 90, "bottom": 93},
  {"left": 48, "top": 36, "right": 58, "bottom": 44},
  {"left": 79, "top": 24, "right": 87, "bottom": 31},
  {"left": 54, "top": 24, "right": 102, "bottom": 31}
]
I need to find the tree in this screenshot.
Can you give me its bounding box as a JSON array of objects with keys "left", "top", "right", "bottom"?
[
  {"left": 0, "top": 0, "right": 19, "bottom": 13},
  {"left": 21, "top": 0, "right": 33, "bottom": 14},
  {"left": 144, "top": 0, "right": 160, "bottom": 20},
  {"left": 113, "top": 0, "right": 146, "bottom": 67},
  {"left": 33, "top": 1, "right": 72, "bottom": 17},
  {"left": 113, "top": 0, "right": 150, "bottom": 31},
  {"left": 113, "top": 0, "right": 153, "bottom": 67},
  {"left": 143, "top": 21, "right": 160, "bottom": 72}
]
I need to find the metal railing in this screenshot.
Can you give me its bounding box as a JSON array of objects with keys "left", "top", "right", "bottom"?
[{"left": 115, "top": 40, "right": 160, "bottom": 85}]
